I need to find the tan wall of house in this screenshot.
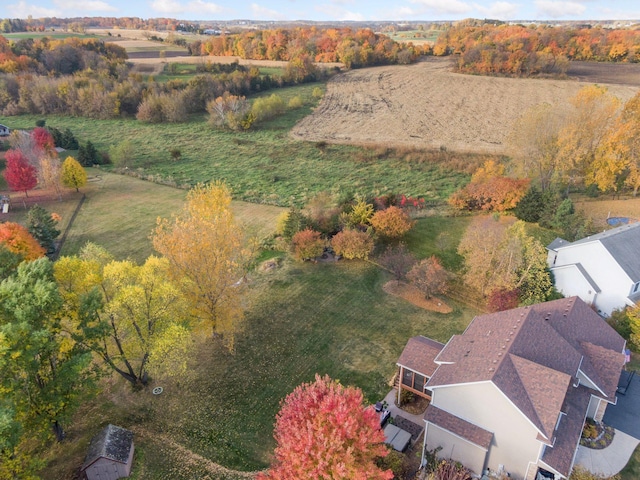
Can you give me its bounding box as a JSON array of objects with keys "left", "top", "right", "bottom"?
[
  {"left": 594, "top": 398, "right": 609, "bottom": 422},
  {"left": 426, "top": 423, "right": 488, "bottom": 475},
  {"left": 432, "top": 382, "right": 543, "bottom": 480}
]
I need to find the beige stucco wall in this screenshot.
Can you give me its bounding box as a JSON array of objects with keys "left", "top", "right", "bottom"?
[
  {"left": 426, "top": 423, "right": 488, "bottom": 475},
  {"left": 432, "top": 382, "right": 543, "bottom": 480}
]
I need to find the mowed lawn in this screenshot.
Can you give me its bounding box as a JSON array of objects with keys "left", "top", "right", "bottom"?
[
  {"left": 44, "top": 258, "right": 478, "bottom": 479},
  {"left": 5, "top": 82, "right": 470, "bottom": 207}
]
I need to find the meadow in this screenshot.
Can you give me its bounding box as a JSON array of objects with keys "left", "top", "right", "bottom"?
[{"left": 5, "top": 82, "right": 471, "bottom": 207}]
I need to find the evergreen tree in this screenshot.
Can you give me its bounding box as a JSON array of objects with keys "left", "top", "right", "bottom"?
[{"left": 27, "top": 205, "right": 61, "bottom": 254}]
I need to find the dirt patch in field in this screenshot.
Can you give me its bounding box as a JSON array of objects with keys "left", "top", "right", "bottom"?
[
  {"left": 291, "top": 57, "right": 638, "bottom": 154},
  {"left": 383, "top": 280, "right": 452, "bottom": 313}
]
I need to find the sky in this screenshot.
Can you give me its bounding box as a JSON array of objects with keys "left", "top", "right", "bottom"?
[{"left": 5, "top": 0, "right": 640, "bottom": 22}]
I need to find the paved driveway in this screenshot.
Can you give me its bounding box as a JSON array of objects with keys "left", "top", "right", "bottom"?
[{"left": 603, "top": 370, "right": 640, "bottom": 439}]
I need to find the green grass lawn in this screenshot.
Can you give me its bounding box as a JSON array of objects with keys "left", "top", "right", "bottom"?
[
  {"left": 404, "top": 215, "right": 471, "bottom": 271},
  {"left": 43, "top": 258, "right": 478, "bottom": 479},
  {"left": 5, "top": 83, "right": 470, "bottom": 207}
]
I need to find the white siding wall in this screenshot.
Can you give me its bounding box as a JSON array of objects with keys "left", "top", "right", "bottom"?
[
  {"left": 551, "top": 242, "right": 633, "bottom": 316},
  {"left": 432, "top": 382, "right": 543, "bottom": 480},
  {"left": 551, "top": 265, "right": 597, "bottom": 306},
  {"left": 426, "top": 423, "right": 488, "bottom": 475}
]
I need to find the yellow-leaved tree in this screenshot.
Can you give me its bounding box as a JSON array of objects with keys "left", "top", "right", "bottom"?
[
  {"left": 152, "top": 182, "right": 252, "bottom": 351},
  {"left": 556, "top": 85, "right": 620, "bottom": 188},
  {"left": 61, "top": 156, "right": 87, "bottom": 192},
  {"left": 55, "top": 245, "right": 190, "bottom": 387}
]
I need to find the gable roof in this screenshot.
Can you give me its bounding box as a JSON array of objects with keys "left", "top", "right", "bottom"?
[
  {"left": 397, "top": 336, "right": 445, "bottom": 377},
  {"left": 427, "top": 297, "right": 625, "bottom": 441},
  {"left": 82, "top": 424, "right": 134, "bottom": 471},
  {"left": 424, "top": 405, "right": 493, "bottom": 450},
  {"left": 548, "top": 222, "right": 640, "bottom": 282}
]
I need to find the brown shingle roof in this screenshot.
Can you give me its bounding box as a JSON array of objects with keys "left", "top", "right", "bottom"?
[
  {"left": 425, "top": 405, "right": 493, "bottom": 450},
  {"left": 397, "top": 336, "right": 444, "bottom": 377},
  {"left": 541, "top": 386, "right": 592, "bottom": 477},
  {"left": 426, "top": 297, "right": 624, "bottom": 440},
  {"left": 580, "top": 342, "right": 625, "bottom": 399}
]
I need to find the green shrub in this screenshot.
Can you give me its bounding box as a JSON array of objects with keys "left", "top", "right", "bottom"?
[
  {"left": 251, "top": 94, "right": 286, "bottom": 122},
  {"left": 288, "top": 95, "right": 303, "bottom": 109}
]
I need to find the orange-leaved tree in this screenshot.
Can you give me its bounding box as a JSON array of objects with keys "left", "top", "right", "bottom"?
[
  {"left": 370, "top": 206, "right": 414, "bottom": 240},
  {"left": 258, "top": 374, "right": 393, "bottom": 480},
  {"left": 292, "top": 228, "right": 324, "bottom": 260},
  {"left": 331, "top": 229, "right": 373, "bottom": 260},
  {"left": 152, "top": 182, "right": 252, "bottom": 350},
  {"left": 0, "top": 222, "right": 45, "bottom": 260}
]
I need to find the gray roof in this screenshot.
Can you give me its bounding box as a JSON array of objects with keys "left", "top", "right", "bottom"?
[
  {"left": 82, "top": 424, "right": 133, "bottom": 470},
  {"left": 548, "top": 223, "right": 640, "bottom": 282},
  {"left": 547, "top": 237, "right": 568, "bottom": 251}
]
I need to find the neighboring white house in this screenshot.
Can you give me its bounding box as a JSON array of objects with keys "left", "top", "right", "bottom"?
[
  {"left": 547, "top": 222, "right": 640, "bottom": 316},
  {"left": 397, "top": 297, "right": 625, "bottom": 480},
  {"left": 0, "top": 124, "right": 9, "bottom": 136}
]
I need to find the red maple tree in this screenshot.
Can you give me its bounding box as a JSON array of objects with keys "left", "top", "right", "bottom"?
[
  {"left": 31, "top": 127, "right": 56, "bottom": 153},
  {"left": 258, "top": 374, "right": 393, "bottom": 480},
  {"left": 3, "top": 149, "right": 38, "bottom": 197}
]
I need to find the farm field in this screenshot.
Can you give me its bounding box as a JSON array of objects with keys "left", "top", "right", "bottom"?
[
  {"left": 4, "top": 83, "right": 473, "bottom": 207},
  {"left": 290, "top": 57, "right": 640, "bottom": 154}
]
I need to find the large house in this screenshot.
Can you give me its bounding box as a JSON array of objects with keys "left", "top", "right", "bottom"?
[
  {"left": 547, "top": 222, "right": 640, "bottom": 316},
  {"left": 0, "top": 124, "right": 9, "bottom": 136},
  {"left": 396, "top": 297, "right": 625, "bottom": 480}
]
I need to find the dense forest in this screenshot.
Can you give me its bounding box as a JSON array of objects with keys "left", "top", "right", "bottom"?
[{"left": 434, "top": 21, "right": 640, "bottom": 76}]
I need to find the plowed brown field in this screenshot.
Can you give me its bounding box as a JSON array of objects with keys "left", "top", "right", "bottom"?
[{"left": 291, "top": 57, "right": 639, "bottom": 154}]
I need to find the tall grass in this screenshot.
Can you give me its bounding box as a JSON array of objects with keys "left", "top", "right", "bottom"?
[{"left": 5, "top": 83, "right": 474, "bottom": 206}]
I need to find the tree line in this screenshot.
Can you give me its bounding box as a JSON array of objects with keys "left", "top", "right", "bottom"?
[
  {"left": 190, "top": 27, "right": 423, "bottom": 68},
  {"left": 434, "top": 20, "right": 640, "bottom": 76}
]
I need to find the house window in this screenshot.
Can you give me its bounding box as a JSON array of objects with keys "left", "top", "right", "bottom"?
[
  {"left": 633, "top": 282, "right": 640, "bottom": 294},
  {"left": 401, "top": 370, "right": 426, "bottom": 392}
]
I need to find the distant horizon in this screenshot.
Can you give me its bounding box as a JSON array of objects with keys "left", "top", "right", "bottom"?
[{"left": 5, "top": 1, "right": 640, "bottom": 23}]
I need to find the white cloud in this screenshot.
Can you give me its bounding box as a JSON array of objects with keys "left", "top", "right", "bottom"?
[
  {"left": 409, "top": 0, "right": 472, "bottom": 15},
  {"left": 54, "top": 0, "right": 117, "bottom": 12},
  {"left": 7, "top": 1, "right": 59, "bottom": 17},
  {"left": 314, "top": 4, "right": 365, "bottom": 21},
  {"left": 473, "top": 1, "right": 521, "bottom": 19},
  {"left": 149, "top": 0, "right": 225, "bottom": 16},
  {"left": 150, "top": 0, "right": 184, "bottom": 14},
  {"left": 250, "top": 3, "right": 290, "bottom": 20},
  {"left": 534, "top": 0, "right": 586, "bottom": 18},
  {"left": 378, "top": 6, "right": 418, "bottom": 20}
]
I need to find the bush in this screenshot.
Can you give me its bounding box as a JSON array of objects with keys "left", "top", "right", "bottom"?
[
  {"left": 207, "top": 92, "right": 252, "bottom": 131},
  {"left": 35, "top": 119, "right": 46, "bottom": 127},
  {"left": 251, "top": 94, "right": 286, "bottom": 122},
  {"left": 288, "top": 95, "right": 303, "bottom": 109},
  {"left": 487, "top": 288, "right": 520, "bottom": 312},
  {"left": 109, "top": 140, "right": 134, "bottom": 167},
  {"left": 331, "top": 230, "right": 374, "bottom": 260},
  {"left": 370, "top": 206, "right": 414, "bottom": 240},
  {"left": 312, "top": 87, "right": 323, "bottom": 99},
  {"left": 292, "top": 229, "right": 324, "bottom": 261},
  {"left": 514, "top": 187, "right": 545, "bottom": 223}
]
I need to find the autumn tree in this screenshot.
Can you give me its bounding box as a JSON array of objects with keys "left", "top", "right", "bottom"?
[
  {"left": 55, "top": 248, "right": 191, "bottom": 387},
  {"left": 407, "top": 256, "right": 449, "bottom": 299},
  {"left": 556, "top": 85, "right": 620, "bottom": 189},
  {"left": 331, "top": 229, "right": 374, "bottom": 260},
  {"left": 3, "top": 149, "right": 37, "bottom": 196},
  {"left": 258, "top": 374, "right": 393, "bottom": 480},
  {"left": 379, "top": 243, "right": 416, "bottom": 284},
  {"left": 292, "top": 228, "right": 324, "bottom": 260},
  {"left": 487, "top": 288, "right": 521, "bottom": 312},
  {"left": 507, "top": 103, "right": 564, "bottom": 191},
  {"left": 27, "top": 205, "right": 60, "bottom": 254},
  {"left": 0, "top": 222, "right": 45, "bottom": 260},
  {"left": 458, "top": 217, "right": 553, "bottom": 303},
  {"left": 0, "top": 259, "right": 94, "bottom": 448},
  {"left": 277, "top": 206, "right": 310, "bottom": 240},
  {"left": 370, "top": 206, "right": 414, "bottom": 240},
  {"left": 340, "top": 197, "right": 375, "bottom": 230},
  {"left": 449, "top": 160, "right": 529, "bottom": 212},
  {"left": 153, "top": 182, "right": 252, "bottom": 349},
  {"left": 590, "top": 91, "right": 640, "bottom": 195},
  {"left": 61, "top": 156, "right": 87, "bottom": 192},
  {"left": 207, "top": 92, "right": 253, "bottom": 130}
]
